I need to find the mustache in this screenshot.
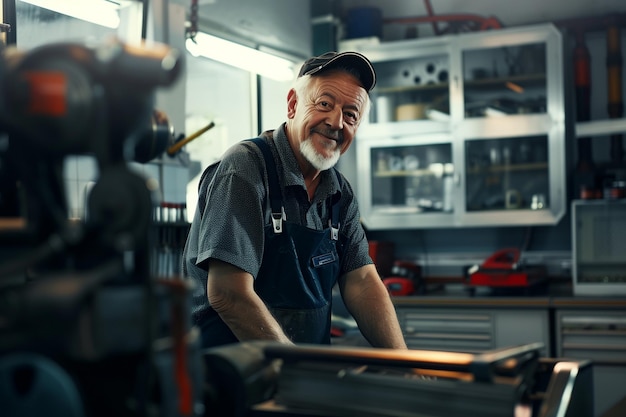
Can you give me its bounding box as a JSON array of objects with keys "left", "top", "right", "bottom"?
[{"left": 311, "top": 128, "right": 343, "bottom": 143}]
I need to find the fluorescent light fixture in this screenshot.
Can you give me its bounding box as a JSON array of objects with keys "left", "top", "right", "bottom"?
[
  {"left": 186, "top": 32, "right": 296, "bottom": 82},
  {"left": 19, "top": 0, "right": 121, "bottom": 29}
]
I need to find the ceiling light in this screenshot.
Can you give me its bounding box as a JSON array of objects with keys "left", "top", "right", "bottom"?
[
  {"left": 19, "top": 0, "right": 121, "bottom": 29},
  {"left": 186, "top": 32, "right": 296, "bottom": 82}
]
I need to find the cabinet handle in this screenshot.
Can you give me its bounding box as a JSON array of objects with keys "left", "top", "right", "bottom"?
[
  {"left": 562, "top": 342, "right": 626, "bottom": 352},
  {"left": 562, "top": 316, "right": 626, "bottom": 328},
  {"left": 562, "top": 329, "right": 626, "bottom": 336}
]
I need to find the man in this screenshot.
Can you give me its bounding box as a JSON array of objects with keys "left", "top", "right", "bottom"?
[{"left": 182, "top": 51, "right": 407, "bottom": 349}]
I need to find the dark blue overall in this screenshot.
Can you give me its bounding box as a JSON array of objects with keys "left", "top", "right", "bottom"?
[{"left": 198, "top": 137, "right": 343, "bottom": 347}]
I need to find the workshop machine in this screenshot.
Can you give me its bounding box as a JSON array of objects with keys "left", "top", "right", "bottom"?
[
  {"left": 201, "top": 341, "right": 593, "bottom": 417},
  {"left": 0, "top": 38, "right": 204, "bottom": 417}
]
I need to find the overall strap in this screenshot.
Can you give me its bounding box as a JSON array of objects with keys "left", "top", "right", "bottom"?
[
  {"left": 328, "top": 168, "right": 342, "bottom": 240},
  {"left": 248, "top": 137, "right": 285, "bottom": 233},
  {"left": 249, "top": 137, "right": 342, "bottom": 239}
]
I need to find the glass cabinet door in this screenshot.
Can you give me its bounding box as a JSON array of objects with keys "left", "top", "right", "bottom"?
[
  {"left": 356, "top": 136, "right": 456, "bottom": 230},
  {"left": 465, "top": 136, "right": 549, "bottom": 212},
  {"left": 372, "top": 53, "right": 450, "bottom": 124},
  {"left": 372, "top": 143, "right": 453, "bottom": 212},
  {"left": 462, "top": 42, "right": 547, "bottom": 118}
]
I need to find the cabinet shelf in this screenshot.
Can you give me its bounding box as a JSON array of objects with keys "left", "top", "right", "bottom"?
[
  {"left": 467, "top": 162, "right": 548, "bottom": 175},
  {"left": 374, "top": 169, "right": 440, "bottom": 178},
  {"left": 377, "top": 82, "right": 448, "bottom": 95},
  {"left": 464, "top": 73, "right": 546, "bottom": 90}
]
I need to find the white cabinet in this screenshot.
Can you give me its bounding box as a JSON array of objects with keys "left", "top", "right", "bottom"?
[{"left": 345, "top": 24, "right": 567, "bottom": 229}]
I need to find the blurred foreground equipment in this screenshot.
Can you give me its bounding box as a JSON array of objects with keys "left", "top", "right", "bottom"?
[
  {"left": 201, "top": 341, "right": 593, "bottom": 417},
  {"left": 0, "top": 38, "right": 204, "bottom": 417}
]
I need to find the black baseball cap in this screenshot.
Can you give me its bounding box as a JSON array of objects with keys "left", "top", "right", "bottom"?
[{"left": 298, "top": 51, "right": 376, "bottom": 92}]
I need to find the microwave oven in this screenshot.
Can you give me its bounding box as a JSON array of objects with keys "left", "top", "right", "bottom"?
[{"left": 572, "top": 199, "right": 626, "bottom": 296}]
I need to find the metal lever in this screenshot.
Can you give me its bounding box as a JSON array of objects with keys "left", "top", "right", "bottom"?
[{"left": 167, "top": 121, "right": 215, "bottom": 156}]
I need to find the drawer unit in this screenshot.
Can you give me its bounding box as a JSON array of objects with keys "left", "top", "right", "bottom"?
[
  {"left": 555, "top": 310, "right": 626, "bottom": 364},
  {"left": 555, "top": 309, "right": 626, "bottom": 416},
  {"left": 397, "top": 308, "right": 494, "bottom": 352}
]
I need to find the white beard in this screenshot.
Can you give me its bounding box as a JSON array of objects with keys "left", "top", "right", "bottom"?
[{"left": 300, "top": 137, "right": 340, "bottom": 171}]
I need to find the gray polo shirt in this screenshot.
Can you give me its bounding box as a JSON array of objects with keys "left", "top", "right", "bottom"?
[{"left": 182, "top": 123, "right": 372, "bottom": 318}]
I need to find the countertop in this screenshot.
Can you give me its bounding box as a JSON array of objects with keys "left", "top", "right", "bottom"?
[{"left": 391, "top": 280, "right": 626, "bottom": 309}]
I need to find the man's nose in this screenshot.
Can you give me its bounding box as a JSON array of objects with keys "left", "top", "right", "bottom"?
[{"left": 326, "top": 108, "right": 344, "bottom": 129}]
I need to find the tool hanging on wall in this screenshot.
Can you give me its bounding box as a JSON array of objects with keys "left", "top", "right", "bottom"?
[{"left": 606, "top": 22, "right": 624, "bottom": 165}]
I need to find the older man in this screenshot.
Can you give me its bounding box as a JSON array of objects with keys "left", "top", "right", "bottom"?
[{"left": 183, "top": 51, "right": 407, "bottom": 349}]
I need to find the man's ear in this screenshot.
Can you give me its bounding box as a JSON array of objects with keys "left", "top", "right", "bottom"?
[{"left": 286, "top": 88, "right": 297, "bottom": 119}]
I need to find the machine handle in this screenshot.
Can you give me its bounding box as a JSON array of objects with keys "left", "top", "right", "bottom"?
[{"left": 167, "top": 121, "right": 215, "bottom": 156}]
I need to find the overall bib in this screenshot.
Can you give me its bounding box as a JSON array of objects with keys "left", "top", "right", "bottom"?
[{"left": 198, "top": 137, "right": 343, "bottom": 347}]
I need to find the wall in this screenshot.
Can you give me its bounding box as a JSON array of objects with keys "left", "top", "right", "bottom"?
[
  {"left": 183, "top": 57, "right": 256, "bottom": 218},
  {"left": 183, "top": 68, "right": 293, "bottom": 220},
  {"left": 182, "top": 1, "right": 309, "bottom": 219}
]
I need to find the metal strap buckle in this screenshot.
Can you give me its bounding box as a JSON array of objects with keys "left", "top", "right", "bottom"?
[
  {"left": 329, "top": 220, "right": 339, "bottom": 241},
  {"left": 271, "top": 207, "right": 286, "bottom": 234}
]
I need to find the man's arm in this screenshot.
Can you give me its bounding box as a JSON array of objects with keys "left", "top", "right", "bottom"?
[
  {"left": 338, "top": 264, "right": 407, "bottom": 349},
  {"left": 207, "top": 259, "right": 293, "bottom": 345}
]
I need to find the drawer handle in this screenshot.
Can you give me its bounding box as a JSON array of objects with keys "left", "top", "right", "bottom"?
[{"left": 562, "top": 342, "right": 626, "bottom": 352}]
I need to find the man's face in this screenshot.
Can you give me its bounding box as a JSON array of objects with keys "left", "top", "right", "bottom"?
[{"left": 286, "top": 71, "right": 368, "bottom": 171}]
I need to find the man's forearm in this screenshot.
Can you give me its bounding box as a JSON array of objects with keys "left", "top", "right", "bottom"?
[
  {"left": 211, "top": 291, "right": 294, "bottom": 344},
  {"left": 342, "top": 271, "right": 407, "bottom": 349},
  {"left": 207, "top": 259, "right": 293, "bottom": 345},
  {"left": 350, "top": 290, "right": 407, "bottom": 349}
]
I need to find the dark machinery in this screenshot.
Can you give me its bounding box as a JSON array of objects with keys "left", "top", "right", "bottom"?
[
  {"left": 0, "top": 38, "right": 204, "bottom": 417},
  {"left": 201, "top": 341, "right": 593, "bottom": 417}
]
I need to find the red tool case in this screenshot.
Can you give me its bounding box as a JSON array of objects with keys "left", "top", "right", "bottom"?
[{"left": 467, "top": 248, "right": 546, "bottom": 288}]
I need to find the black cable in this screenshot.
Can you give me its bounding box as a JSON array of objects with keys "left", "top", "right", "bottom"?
[
  {"left": 188, "top": 0, "right": 198, "bottom": 40},
  {"left": 141, "top": 0, "right": 149, "bottom": 40},
  {"left": 416, "top": 229, "right": 429, "bottom": 280},
  {"left": 521, "top": 226, "right": 533, "bottom": 252},
  {"left": 2, "top": 0, "right": 17, "bottom": 45},
  {"left": 256, "top": 74, "right": 263, "bottom": 134}
]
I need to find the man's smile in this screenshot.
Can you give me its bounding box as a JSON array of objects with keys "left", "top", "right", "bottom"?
[{"left": 311, "top": 128, "right": 341, "bottom": 144}]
